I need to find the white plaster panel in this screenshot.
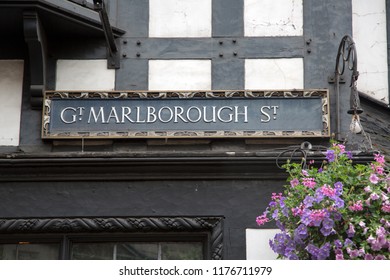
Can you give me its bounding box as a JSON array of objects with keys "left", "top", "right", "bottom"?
[
  {"left": 56, "top": 60, "right": 115, "bottom": 90},
  {"left": 0, "top": 60, "right": 24, "bottom": 146},
  {"left": 244, "top": 0, "right": 303, "bottom": 37},
  {"left": 246, "top": 229, "right": 279, "bottom": 260},
  {"left": 149, "top": 0, "right": 212, "bottom": 38},
  {"left": 245, "top": 58, "right": 304, "bottom": 89},
  {"left": 353, "top": 0, "right": 389, "bottom": 104},
  {"left": 149, "top": 60, "right": 211, "bottom": 90}
]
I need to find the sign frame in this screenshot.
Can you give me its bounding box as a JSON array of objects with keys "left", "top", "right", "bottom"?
[{"left": 42, "top": 90, "right": 330, "bottom": 139}]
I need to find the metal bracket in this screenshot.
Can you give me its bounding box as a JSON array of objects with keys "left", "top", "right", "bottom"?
[
  {"left": 328, "top": 75, "right": 345, "bottom": 84},
  {"left": 23, "top": 11, "right": 47, "bottom": 110},
  {"left": 93, "top": 0, "right": 120, "bottom": 69}
]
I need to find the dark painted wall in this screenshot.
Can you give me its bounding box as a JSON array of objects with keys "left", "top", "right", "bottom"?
[{"left": 0, "top": 179, "right": 283, "bottom": 259}]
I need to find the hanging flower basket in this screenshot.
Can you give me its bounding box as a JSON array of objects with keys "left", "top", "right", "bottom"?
[{"left": 257, "top": 144, "right": 389, "bottom": 260}]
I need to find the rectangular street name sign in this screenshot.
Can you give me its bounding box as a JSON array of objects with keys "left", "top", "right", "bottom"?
[{"left": 42, "top": 90, "right": 330, "bottom": 139}]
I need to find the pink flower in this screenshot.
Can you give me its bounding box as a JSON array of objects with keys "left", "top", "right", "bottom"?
[
  {"left": 302, "top": 178, "right": 316, "bottom": 189},
  {"left": 271, "top": 192, "right": 283, "bottom": 201},
  {"left": 369, "top": 174, "right": 379, "bottom": 184},
  {"left": 256, "top": 214, "right": 269, "bottom": 226},
  {"left": 374, "top": 153, "right": 385, "bottom": 165},
  {"left": 320, "top": 184, "right": 336, "bottom": 197},
  {"left": 349, "top": 200, "right": 363, "bottom": 211},
  {"left": 381, "top": 202, "right": 390, "bottom": 213},
  {"left": 333, "top": 143, "right": 345, "bottom": 154},
  {"left": 290, "top": 178, "right": 299, "bottom": 188},
  {"left": 364, "top": 186, "right": 372, "bottom": 193},
  {"left": 301, "top": 170, "right": 309, "bottom": 176}
]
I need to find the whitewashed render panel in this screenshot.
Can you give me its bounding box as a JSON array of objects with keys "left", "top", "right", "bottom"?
[
  {"left": 353, "top": 0, "right": 389, "bottom": 105},
  {"left": 149, "top": 60, "right": 211, "bottom": 90},
  {"left": 56, "top": 60, "right": 115, "bottom": 90},
  {"left": 149, "top": 0, "right": 212, "bottom": 38},
  {"left": 246, "top": 229, "right": 279, "bottom": 260},
  {"left": 245, "top": 58, "right": 304, "bottom": 89},
  {"left": 0, "top": 60, "right": 24, "bottom": 146},
  {"left": 244, "top": 0, "right": 303, "bottom": 37}
]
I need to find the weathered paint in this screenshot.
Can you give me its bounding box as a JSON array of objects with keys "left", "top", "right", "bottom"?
[
  {"left": 56, "top": 60, "right": 115, "bottom": 90},
  {"left": 0, "top": 60, "right": 24, "bottom": 146},
  {"left": 353, "top": 0, "right": 389, "bottom": 105}
]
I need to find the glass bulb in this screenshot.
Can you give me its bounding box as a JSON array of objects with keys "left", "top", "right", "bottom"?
[{"left": 349, "top": 114, "right": 362, "bottom": 134}]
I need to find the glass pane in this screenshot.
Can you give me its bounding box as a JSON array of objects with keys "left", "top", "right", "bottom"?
[
  {"left": 0, "top": 244, "right": 17, "bottom": 260},
  {"left": 0, "top": 244, "right": 59, "bottom": 260},
  {"left": 161, "top": 242, "right": 203, "bottom": 260},
  {"left": 71, "top": 243, "right": 114, "bottom": 260},
  {"left": 116, "top": 243, "right": 158, "bottom": 260}
]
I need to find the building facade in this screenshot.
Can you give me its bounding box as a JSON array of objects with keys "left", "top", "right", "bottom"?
[{"left": 0, "top": 0, "right": 388, "bottom": 260}]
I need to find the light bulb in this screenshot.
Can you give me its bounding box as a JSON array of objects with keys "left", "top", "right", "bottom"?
[{"left": 349, "top": 114, "right": 362, "bottom": 134}]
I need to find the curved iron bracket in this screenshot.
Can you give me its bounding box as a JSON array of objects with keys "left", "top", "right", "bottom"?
[
  {"left": 330, "top": 35, "right": 363, "bottom": 140},
  {"left": 23, "top": 10, "right": 47, "bottom": 110}
]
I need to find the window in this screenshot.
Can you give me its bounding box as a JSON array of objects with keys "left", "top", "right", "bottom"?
[
  {"left": 0, "top": 217, "right": 223, "bottom": 260},
  {"left": 71, "top": 241, "right": 203, "bottom": 260},
  {"left": 0, "top": 236, "right": 205, "bottom": 260},
  {"left": 0, "top": 243, "right": 60, "bottom": 260}
]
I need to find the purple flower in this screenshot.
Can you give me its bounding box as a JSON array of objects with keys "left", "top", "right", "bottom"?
[
  {"left": 326, "top": 150, "right": 335, "bottom": 162},
  {"left": 333, "top": 211, "right": 342, "bottom": 221},
  {"left": 269, "top": 201, "right": 277, "bottom": 207},
  {"left": 349, "top": 249, "right": 359, "bottom": 258},
  {"left": 269, "top": 232, "right": 296, "bottom": 257},
  {"left": 374, "top": 255, "right": 386, "bottom": 260},
  {"left": 320, "top": 225, "right": 333, "bottom": 236},
  {"left": 303, "top": 195, "right": 315, "bottom": 208},
  {"left": 272, "top": 209, "right": 279, "bottom": 219},
  {"left": 370, "top": 193, "right": 380, "bottom": 200},
  {"left": 364, "top": 254, "right": 374, "bottom": 260},
  {"left": 347, "top": 223, "right": 355, "bottom": 238},
  {"left": 336, "top": 254, "right": 344, "bottom": 260},
  {"left": 346, "top": 151, "right": 353, "bottom": 159},
  {"left": 369, "top": 174, "right": 379, "bottom": 184},
  {"left": 276, "top": 220, "right": 285, "bottom": 231},
  {"left": 287, "top": 252, "right": 299, "bottom": 260},
  {"left": 333, "top": 197, "right": 345, "bottom": 209},
  {"left": 334, "top": 182, "right": 343, "bottom": 195},
  {"left": 322, "top": 217, "right": 334, "bottom": 230},
  {"left": 371, "top": 241, "right": 382, "bottom": 251},
  {"left": 306, "top": 244, "right": 320, "bottom": 259},
  {"left": 334, "top": 240, "right": 343, "bottom": 248},
  {"left": 344, "top": 238, "right": 354, "bottom": 247},
  {"left": 318, "top": 167, "right": 323, "bottom": 173},
  {"left": 314, "top": 189, "right": 324, "bottom": 203},
  {"left": 318, "top": 242, "right": 331, "bottom": 260},
  {"left": 294, "top": 224, "right": 308, "bottom": 240}
]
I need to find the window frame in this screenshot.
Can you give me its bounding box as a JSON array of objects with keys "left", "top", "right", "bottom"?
[{"left": 0, "top": 217, "right": 223, "bottom": 260}]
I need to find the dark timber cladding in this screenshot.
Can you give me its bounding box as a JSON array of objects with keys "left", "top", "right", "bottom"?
[{"left": 0, "top": 0, "right": 357, "bottom": 260}]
